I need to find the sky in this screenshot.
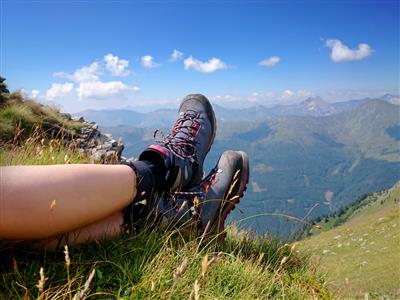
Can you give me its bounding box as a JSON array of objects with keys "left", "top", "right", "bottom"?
[{"left": 1, "top": 0, "right": 399, "bottom": 113}]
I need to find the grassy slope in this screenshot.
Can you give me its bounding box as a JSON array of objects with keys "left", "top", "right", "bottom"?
[
  {"left": 0, "top": 91, "right": 83, "bottom": 143},
  {"left": 0, "top": 97, "right": 333, "bottom": 299},
  {"left": 0, "top": 143, "right": 333, "bottom": 299},
  {"left": 299, "top": 184, "right": 400, "bottom": 299}
]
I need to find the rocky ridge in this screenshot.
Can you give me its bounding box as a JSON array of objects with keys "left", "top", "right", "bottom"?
[{"left": 73, "top": 118, "right": 125, "bottom": 163}]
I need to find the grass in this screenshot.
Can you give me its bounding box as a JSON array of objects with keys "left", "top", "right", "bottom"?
[
  {"left": 0, "top": 126, "right": 90, "bottom": 166},
  {"left": 0, "top": 124, "right": 333, "bottom": 299},
  {"left": 0, "top": 91, "right": 84, "bottom": 143},
  {"left": 0, "top": 227, "right": 333, "bottom": 299},
  {"left": 298, "top": 184, "right": 400, "bottom": 299}
]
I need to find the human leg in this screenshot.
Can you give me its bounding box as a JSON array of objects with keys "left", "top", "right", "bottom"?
[
  {"left": 34, "top": 212, "right": 123, "bottom": 251},
  {"left": 0, "top": 164, "right": 135, "bottom": 239}
]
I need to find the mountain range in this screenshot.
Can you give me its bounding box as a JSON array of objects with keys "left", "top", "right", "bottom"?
[
  {"left": 76, "top": 95, "right": 400, "bottom": 237},
  {"left": 76, "top": 94, "right": 400, "bottom": 127}
]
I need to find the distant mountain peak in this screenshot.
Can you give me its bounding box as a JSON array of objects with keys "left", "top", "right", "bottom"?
[
  {"left": 381, "top": 93, "right": 400, "bottom": 105},
  {"left": 302, "top": 96, "right": 324, "bottom": 104},
  {"left": 300, "top": 96, "right": 336, "bottom": 115}
]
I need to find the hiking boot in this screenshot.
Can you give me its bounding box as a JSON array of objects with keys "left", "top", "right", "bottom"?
[
  {"left": 154, "top": 150, "right": 249, "bottom": 236},
  {"left": 139, "top": 94, "right": 216, "bottom": 191}
]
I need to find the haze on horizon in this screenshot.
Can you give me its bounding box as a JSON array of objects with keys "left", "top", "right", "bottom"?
[{"left": 1, "top": 1, "right": 398, "bottom": 113}]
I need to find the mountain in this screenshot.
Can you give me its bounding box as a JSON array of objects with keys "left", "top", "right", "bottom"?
[
  {"left": 76, "top": 94, "right": 398, "bottom": 127},
  {"left": 331, "top": 97, "right": 371, "bottom": 113},
  {"left": 381, "top": 93, "right": 400, "bottom": 105},
  {"left": 77, "top": 97, "right": 400, "bottom": 237},
  {"left": 215, "top": 100, "right": 399, "bottom": 236},
  {"left": 270, "top": 96, "right": 337, "bottom": 116},
  {"left": 298, "top": 183, "right": 400, "bottom": 299}
]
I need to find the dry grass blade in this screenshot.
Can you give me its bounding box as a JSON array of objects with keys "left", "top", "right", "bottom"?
[
  {"left": 258, "top": 252, "right": 265, "bottom": 264},
  {"left": 173, "top": 257, "right": 189, "bottom": 284},
  {"left": 280, "top": 256, "right": 288, "bottom": 266},
  {"left": 36, "top": 267, "right": 47, "bottom": 296},
  {"left": 74, "top": 268, "right": 96, "bottom": 300},
  {"left": 290, "top": 242, "right": 297, "bottom": 253},
  {"left": 189, "top": 280, "right": 201, "bottom": 300},
  {"left": 194, "top": 280, "right": 200, "bottom": 300},
  {"left": 196, "top": 221, "right": 211, "bottom": 252},
  {"left": 64, "top": 245, "right": 72, "bottom": 300},
  {"left": 201, "top": 255, "right": 208, "bottom": 277},
  {"left": 201, "top": 253, "right": 222, "bottom": 277}
]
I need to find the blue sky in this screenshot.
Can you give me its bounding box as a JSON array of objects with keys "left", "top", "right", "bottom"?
[{"left": 1, "top": 1, "right": 399, "bottom": 112}]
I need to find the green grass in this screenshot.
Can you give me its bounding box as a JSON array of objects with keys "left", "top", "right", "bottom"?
[
  {"left": 0, "top": 127, "right": 90, "bottom": 166},
  {"left": 299, "top": 184, "right": 400, "bottom": 299},
  {"left": 0, "top": 133, "right": 333, "bottom": 299},
  {"left": 305, "top": 192, "right": 387, "bottom": 236},
  {"left": 0, "top": 227, "right": 333, "bottom": 299},
  {"left": 0, "top": 92, "right": 84, "bottom": 143}
]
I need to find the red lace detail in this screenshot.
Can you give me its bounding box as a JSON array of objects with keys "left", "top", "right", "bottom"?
[{"left": 163, "top": 110, "right": 202, "bottom": 159}]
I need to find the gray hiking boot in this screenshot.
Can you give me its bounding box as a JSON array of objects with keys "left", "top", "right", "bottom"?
[
  {"left": 154, "top": 150, "right": 249, "bottom": 236},
  {"left": 139, "top": 94, "right": 216, "bottom": 192}
]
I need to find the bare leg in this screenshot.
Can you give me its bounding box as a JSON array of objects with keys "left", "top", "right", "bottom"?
[
  {"left": 35, "top": 212, "right": 124, "bottom": 251},
  {"left": 0, "top": 164, "right": 136, "bottom": 239}
]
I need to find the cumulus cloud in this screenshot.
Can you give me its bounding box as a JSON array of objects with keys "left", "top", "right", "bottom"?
[
  {"left": 52, "top": 57, "right": 141, "bottom": 100},
  {"left": 259, "top": 56, "right": 280, "bottom": 67},
  {"left": 46, "top": 83, "right": 74, "bottom": 101},
  {"left": 104, "top": 53, "right": 130, "bottom": 76},
  {"left": 281, "top": 89, "right": 295, "bottom": 99},
  {"left": 211, "top": 94, "right": 240, "bottom": 102},
  {"left": 141, "top": 55, "right": 159, "bottom": 68},
  {"left": 30, "top": 90, "right": 40, "bottom": 99},
  {"left": 280, "top": 89, "right": 314, "bottom": 101},
  {"left": 184, "top": 56, "right": 228, "bottom": 73},
  {"left": 170, "top": 49, "right": 184, "bottom": 61},
  {"left": 54, "top": 62, "right": 100, "bottom": 83},
  {"left": 325, "top": 39, "right": 373, "bottom": 62},
  {"left": 76, "top": 81, "right": 139, "bottom": 99}
]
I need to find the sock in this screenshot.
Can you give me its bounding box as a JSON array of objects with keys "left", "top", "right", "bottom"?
[
  {"left": 122, "top": 159, "right": 167, "bottom": 230},
  {"left": 131, "top": 160, "right": 167, "bottom": 196}
]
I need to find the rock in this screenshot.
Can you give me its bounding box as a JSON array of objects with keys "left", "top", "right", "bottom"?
[
  {"left": 60, "top": 113, "right": 72, "bottom": 120},
  {"left": 74, "top": 123, "right": 125, "bottom": 163},
  {"left": 106, "top": 150, "right": 115, "bottom": 158}
]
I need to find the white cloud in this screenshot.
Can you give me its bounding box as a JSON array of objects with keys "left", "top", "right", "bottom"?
[
  {"left": 76, "top": 81, "right": 139, "bottom": 99},
  {"left": 281, "top": 89, "right": 295, "bottom": 99},
  {"left": 259, "top": 56, "right": 280, "bottom": 67},
  {"left": 54, "top": 62, "right": 100, "bottom": 83},
  {"left": 46, "top": 83, "right": 74, "bottom": 101},
  {"left": 52, "top": 58, "right": 140, "bottom": 101},
  {"left": 170, "top": 49, "right": 184, "bottom": 61},
  {"left": 141, "top": 55, "right": 159, "bottom": 68},
  {"left": 280, "top": 89, "right": 315, "bottom": 102},
  {"left": 104, "top": 53, "right": 130, "bottom": 76},
  {"left": 297, "top": 90, "right": 314, "bottom": 98},
  {"left": 184, "top": 56, "right": 228, "bottom": 73},
  {"left": 30, "top": 90, "right": 40, "bottom": 99},
  {"left": 325, "top": 39, "right": 373, "bottom": 62}
]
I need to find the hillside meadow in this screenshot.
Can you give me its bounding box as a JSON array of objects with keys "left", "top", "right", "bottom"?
[
  {"left": 299, "top": 184, "right": 400, "bottom": 299},
  {"left": 0, "top": 96, "right": 333, "bottom": 299}
]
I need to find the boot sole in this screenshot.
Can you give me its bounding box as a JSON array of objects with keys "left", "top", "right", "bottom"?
[{"left": 213, "top": 151, "right": 249, "bottom": 238}]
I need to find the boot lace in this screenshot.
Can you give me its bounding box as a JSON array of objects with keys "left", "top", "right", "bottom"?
[{"left": 160, "top": 110, "right": 201, "bottom": 160}]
